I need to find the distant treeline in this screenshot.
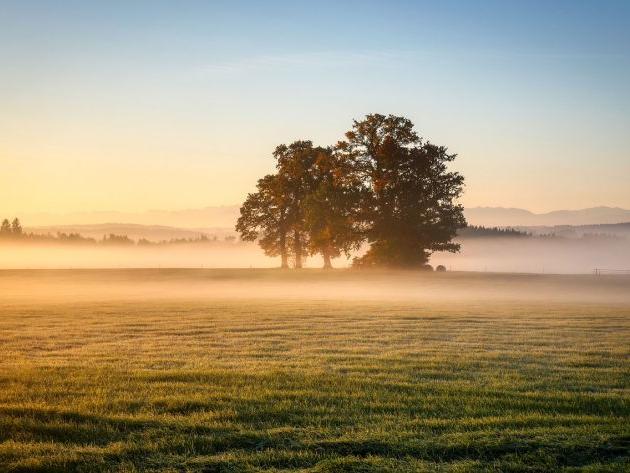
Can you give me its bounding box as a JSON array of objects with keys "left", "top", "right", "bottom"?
[
  {"left": 0, "top": 218, "right": 23, "bottom": 237},
  {"left": 0, "top": 218, "right": 238, "bottom": 246},
  {"left": 457, "top": 225, "right": 529, "bottom": 238},
  {"left": 3, "top": 217, "right": 622, "bottom": 249}
]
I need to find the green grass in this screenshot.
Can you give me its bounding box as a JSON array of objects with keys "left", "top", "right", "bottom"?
[{"left": 0, "top": 270, "right": 628, "bottom": 472}]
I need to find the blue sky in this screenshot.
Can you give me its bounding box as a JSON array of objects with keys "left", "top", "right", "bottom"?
[{"left": 1, "top": 0, "right": 629, "bottom": 214}]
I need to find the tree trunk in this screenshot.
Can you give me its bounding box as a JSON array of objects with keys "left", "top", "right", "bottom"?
[
  {"left": 293, "top": 230, "right": 302, "bottom": 269},
  {"left": 279, "top": 230, "right": 288, "bottom": 269},
  {"left": 280, "top": 252, "right": 289, "bottom": 269},
  {"left": 322, "top": 248, "right": 332, "bottom": 269}
]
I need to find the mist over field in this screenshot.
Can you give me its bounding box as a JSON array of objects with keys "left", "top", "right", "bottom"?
[
  {"left": 2, "top": 267, "right": 630, "bottom": 308},
  {"left": 1, "top": 235, "right": 629, "bottom": 274},
  {"left": 431, "top": 236, "right": 630, "bottom": 274},
  {"left": 1, "top": 267, "right": 628, "bottom": 473},
  {"left": 0, "top": 242, "right": 274, "bottom": 270}
]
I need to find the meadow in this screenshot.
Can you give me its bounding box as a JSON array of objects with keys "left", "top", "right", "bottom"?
[{"left": 0, "top": 269, "right": 628, "bottom": 472}]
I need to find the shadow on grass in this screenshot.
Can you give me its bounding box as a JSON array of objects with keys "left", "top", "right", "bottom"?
[{"left": 2, "top": 404, "right": 627, "bottom": 472}]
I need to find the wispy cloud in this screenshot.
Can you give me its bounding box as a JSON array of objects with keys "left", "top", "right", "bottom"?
[
  {"left": 201, "top": 50, "right": 400, "bottom": 74},
  {"left": 199, "top": 47, "right": 626, "bottom": 76}
]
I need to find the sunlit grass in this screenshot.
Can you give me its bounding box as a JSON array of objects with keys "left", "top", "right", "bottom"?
[{"left": 0, "top": 271, "right": 628, "bottom": 472}]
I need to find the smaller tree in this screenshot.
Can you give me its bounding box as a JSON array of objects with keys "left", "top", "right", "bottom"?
[
  {"left": 0, "top": 219, "right": 11, "bottom": 237},
  {"left": 11, "top": 218, "right": 22, "bottom": 236},
  {"left": 236, "top": 174, "right": 291, "bottom": 268},
  {"left": 339, "top": 114, "right": 466, "bottom": 267},
  {"left": 303, "top": 147, "right": 365, "bottom": 268},
  {"left": 274, "top": 141, "right": 318, "bottom": 269}
]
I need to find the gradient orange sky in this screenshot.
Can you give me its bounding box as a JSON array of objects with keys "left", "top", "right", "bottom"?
[{"left": 2, "top": 1, "right": 629, "bottom": 217}]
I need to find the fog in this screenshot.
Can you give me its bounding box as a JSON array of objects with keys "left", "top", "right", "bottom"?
[
  {"left": 0, "top": 242, "right": 275, "bottom": 270},
  {"left": 1, "top": 237, "right": 628, "bottom": 275},
  {"left": 1, "top": 268, "right": 629, "bottom": 307},
  {"left": 431, "top": 237, "right": 630, "bottom": 274},
  {"left": 1, "top": 237, "right": 629, "bottom": 308}
]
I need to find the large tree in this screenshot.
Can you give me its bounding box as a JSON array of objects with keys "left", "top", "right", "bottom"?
[
  {"left": 237, "top": 115, "right": 465, "bottom": 269},
  {"left": 236, "top": 174, "right": 291, "bottom": 268},
  {"left": 339, "top": 114, "right": 466, "bottom": 267},
  {"left": 273, "top": 141, "right": 317, "bottom": 269},
  {"left": 303, "top": 146, "right": 365, "bottom": 268}
]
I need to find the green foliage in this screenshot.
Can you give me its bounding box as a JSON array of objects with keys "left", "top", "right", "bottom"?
[
  {"left": 237, "top": 174, "right": 291, "bottom": 268},
  {"left": 303, "top": 147, "right": 365, "bottom": 268},
  {"left": 237, "top": 114, "right": 466, "bottom": 269},
  {"left": 274, "top": 141, "right": 319, "bottom": 268},
  {"left": 237, "top": 142, "right": 365, "bottom": 269},
  {"left": 340, "top": 114, "right": 466, "bottom": 267}
]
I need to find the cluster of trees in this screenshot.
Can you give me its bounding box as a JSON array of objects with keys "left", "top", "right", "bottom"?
[
  {"left": 458, "top": 225, "right": 529, "bottom": 238},
  {"left": 1, "top": 219, "right": 100, "bottom": 244},
  {"left": 0, "top": 218, "right": 23, "bottom": 238},
  {"left": 46, "top": 232, "right": 95, "bottom": 244},
  {"left": 237, "top": 114, "right": 466, "bottom": 269},
  {"left": 101, "top": 234, "right": 135, "bottom": 245}
]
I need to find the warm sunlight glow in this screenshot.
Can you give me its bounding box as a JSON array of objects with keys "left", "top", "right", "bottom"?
[{"left": 1, "top": 2, "right": 628, "bottom": 472}]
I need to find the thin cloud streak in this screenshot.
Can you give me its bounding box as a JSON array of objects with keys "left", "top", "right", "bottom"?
[
  {"left": 201, "top": 50, "right": 401, "bottom": 74},
  {"left": 200, "top": 48, "right": 627, "bottom": 75}
]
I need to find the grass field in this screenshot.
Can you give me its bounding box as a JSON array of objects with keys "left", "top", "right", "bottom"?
[{"left": 0, "top": 269, "right": 628, "bottom": 472}]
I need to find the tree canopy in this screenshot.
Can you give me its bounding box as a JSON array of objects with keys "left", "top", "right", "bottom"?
[
  {"left": 236, "top": 114, "right": 466, "bottom": 269},
  {"left": 236, "top": 173, "right": 292, "bottom": 268},
  {"left": 340, "top": 114, "right": 465, "bottom": 267}
]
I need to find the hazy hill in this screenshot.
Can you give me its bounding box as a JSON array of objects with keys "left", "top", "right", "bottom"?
[
  {"left": 13, "top": 205, "right": 630, "bottom": 229},
  {"left": 464, "top": 206, "right": 630, "bottom": 226},
  {"left": 24, "top": 221, "right": 630, "bottom": 245},
  {"left": 18, "top": 206, "right": 241, "bottom": 228},
  {"left": 516, "top": 222, "right": 630, "bottom": 239}
]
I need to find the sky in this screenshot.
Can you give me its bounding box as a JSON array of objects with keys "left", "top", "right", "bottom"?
[{"left": 1, "top": 0, "right": 629, "bottom": 217}]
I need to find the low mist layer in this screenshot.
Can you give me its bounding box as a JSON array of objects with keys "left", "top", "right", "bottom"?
[
  {"left": 2, "top": 268, "right": 629, "bottom": 306},
  {"left": 0, "top": 242, "right": 275, "bottom": 270},
  {"left": 1, "top": 235, "right": 629, "bottom": 274},
  {"left": 432, "top": 237, "right": 630, "bottom": 274}
]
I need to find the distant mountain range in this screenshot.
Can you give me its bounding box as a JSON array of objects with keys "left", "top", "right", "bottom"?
[
  {"left": 464, "top": 206, "right": 630, "bottom": 227},
  {"left": 13, "top": 205, "right": 630, "bottom": 229},
  {"left": 17, "top": 206, "right": 241, "bottom": 228},
  {"left": 516, "top": 222, "right": 630, "bottom": 238}
]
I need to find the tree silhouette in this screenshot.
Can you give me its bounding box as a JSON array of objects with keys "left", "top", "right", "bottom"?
[
  {"left": 237, "top": 174, "right": 291, "bottom": 268},
  {"left": 11, "top": 218, "right": 22, "bottom": 236},
  {"left": 0, "top": 219, "right": 11, "bottom": 237},
  {"left": 273, "top": 141, "right": 318, "bottom": 269},
  {"left": 239, "top": 142, "right": 365, "bottom": 269},
  {"left": 339, "top": 114, "right": 466, "bottom": 267},
  {"left": 237, "top": 114, "right": 465, "bottom": 269},
  {"left": 458, "top": 225, "right": 528, "bottom": 238},
  {"left": 303, "top": 146, "right": 365, "bottom": 268}
]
